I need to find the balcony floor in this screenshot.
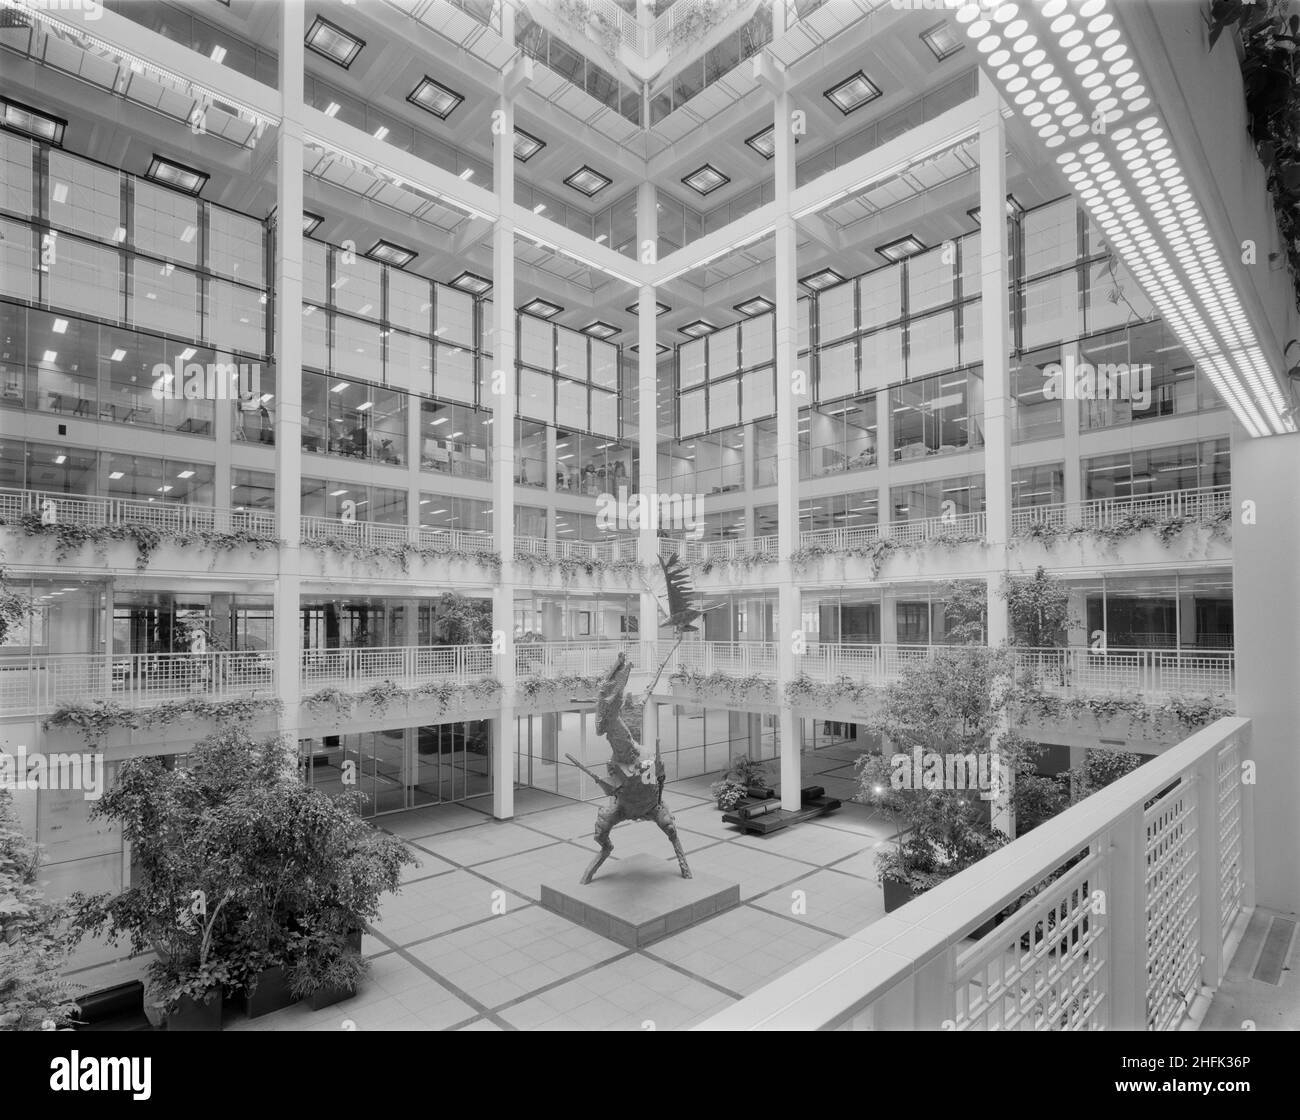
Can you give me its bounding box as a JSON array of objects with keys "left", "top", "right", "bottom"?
[{"left": 1201, "top": 907, "right": 1300, "bottom": 1032}]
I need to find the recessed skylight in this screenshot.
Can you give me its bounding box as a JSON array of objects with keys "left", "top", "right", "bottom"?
[
  {"left": 920, "top": 22, "right": 964, "bottom": 62},
  {"left": 407, "top": 76, "right": 463, "bottom": 120},
  {"left": 581, "top": 321, "right": 620, "bottom": 340},
  {"left": 520, "top": 298, "right": 563, "bottom": 319},
  {"left": 366, "top": 240, "right": 418, "bottom": 268},
  {"left": 824, "top": 70, "right": 882, "bottom": 115},
  {"left": 876, "top": 235, "right": 928, "bottom": 263},
  {"left": 734, "top": 296, "right": 774, "bottom": 317},
  {"left": 967, "top": 194, "right": 1025, "bottom": 226},
  {"left": 0, "top": 97, "right": 66, "bottom": 146},
  {"left": 682, "top": 164, "right": 730, "bottom": 197},
  {"left": 745, "top": 125, "right": 775, "bottom": 160},
  {"left": 564, "top": 165, "right": 612, "bottom": 197},
  {"left": 799, "top": 268, "right": 845, "bottom": 292},
  {"left": 450, "top": 271, "right": 491, "bottom": 295},
  {"left": 305, "top": 16, "right": 364, "bottom": 69},
  {"left": 630, "top": 343, "right": 671, "bottom": 355},
  {"left": 145, "top": 155, "right": 208, "bottom": 196},
  {"left": 302, "top": 212, "right": 324, "bottom": 235},
  {"left": 513, "top": 127, "right": 545, "bottom": 162},
  {"left": 625, "top": 301, "right": 670, "bottom": 316},
  {"left": 680, "top": 320, "right": 717, "bottom": 339}
]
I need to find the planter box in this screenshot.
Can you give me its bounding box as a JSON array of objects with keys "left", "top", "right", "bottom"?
[
  {"left": 165, "top": 990, "right": 222, "bottom": 1031},
  {"left": 243, "top": 964, "right": 297, "bottom": 1019},
  {"left": 882, "top": 877, "right": 919, "bottom": 913},
  {"left": 307, "top": 981, "right": 357, "bottom": 1011}
]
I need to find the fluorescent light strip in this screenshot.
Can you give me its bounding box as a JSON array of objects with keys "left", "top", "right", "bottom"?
[
  {"left": 957, "top": 0, "right": 1291, "bottom": 437},
  {"left": 5, "top": 0, "right": 278, "bottom": 130}
]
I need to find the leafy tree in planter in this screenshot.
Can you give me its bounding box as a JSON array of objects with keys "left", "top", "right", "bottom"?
[
  {"left": 940, "top": 579, "right": 987, "bottom": 645},
  {"left": 1002, "top": 566, "right": 1073, "bottom": 649},
  {"left": 0, "top": 791, "right": 78, "bottom": 1031},
  {"left": 432, "top": 592, "right": 492, "bottom": 646},
  {"left": 856, "top": 648, "right": 1041, "bottom": 892},
  {"left": 0, "top": 565, "right": 31, "bottom": 647},
  {"left": 69, "top": 728, "right": 414, "bottom": 1016}
]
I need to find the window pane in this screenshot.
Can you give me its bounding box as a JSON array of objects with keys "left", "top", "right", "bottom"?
[
  {"left": 741, "top": 312, "right": 773, "bottom": 368},
  {"left": 303, "top": 240, "right": 328, "bottom": 306},
  {"left": 208, "top": 207, "right": 264, "bottom": 285},
  {"left": 907, "top": 310, "right": 957, "bottom": 378},
  {"left": 679, "top": 386, "right": 707, "bottom": 436},
  {"left": 386, "top": 329, "right": 432, "bottom": 394},
  {"left": 331, "top": 315, "right": 382, "bottom": 379},
  {"left": 130, "top": 259, "right": 199, "bottom": 337},
  {"left": 817, "top": 281, "right": 856, "bottom": 343},
  {"left": 818, "top": 339, "right": 856, "bottom": 401},
  {"left": 1022, "top": 198, "right": 1077, "bottom": 278},
  {"left": 709, "top": 378, "right": 739, "bottom": 430},
  {"left": 519, "top": 314, "right": 553, "bottom": 370},
  {"left": 590, "top": 340, "right": 618, "bottom": 389},
  {"left": 708, "top": 325, "right": 740, "bottom": 379},
  {"left": 435, "top": 284, "right": 474, "bottom": 347},
  {"left": 858, "top": 327, "right": 902, "bottom": 393},
  {"left": 679, "top": 338, "right": 706, "bottom": 388},
  {"left": 204, "top": 278, "right": 265, "bottom": 355},
  {"left": 556, "top": 376, "right": 587, "bottom": 429},
  {"left": 48, "top": 237, "right": 121, "bottom": 320},
  {"left": 302, "top": 305, "right": 328, "bottom": 370},
  {"left": 436, "top": 342, "right": 475, "bottom": 403},
  {"left": 132, "top": 180, "right": 198, "bottom": 266},
  {"left": 331, "top": 251, "right": 381, "bottom": 319},
  {"left": 556, "top": 327, "right": 588, "bottom": 382},
  {"left": 907, "top": 246, "right": 954, "bottom": 314},
  {"left": 0, "top": 218, "right": 34, "bottom": 301},
  {"left": 0, "top": 134, "right": 34, "bottom": 218},
  {"left": 742, "top": 366, "right": 775, "bottom": 421},
  {"left": 49, "top": 152, "right": 120, "bottom": 242},
  {"left": 1021, "top": 271, "right": 1080, "bottom": 349},
  {"left": 519, "top": 367, "right": 553, "bottom": 423},
  {"left": 387, "top": 268, "right": 432, "bottom": 335},
  {"left": 590, "top": 388, "right": 618, "bottom": 437},
  {"left": 859, "top": 263, "right": 901, "bottom": 330}
]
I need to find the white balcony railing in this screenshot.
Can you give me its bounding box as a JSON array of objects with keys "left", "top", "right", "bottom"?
[
  {"left": 0, "top": 650, "right": 275, "bottom": 718},
  {"left": 299, "top": 516, "right": 497, "bottom": 554},
  {"left": 698, "top": 717, "right": 1252, "bottom": 1030},
  {"left": 1010, "top": 485, "right": 1232, "bottom": 536},
  {"left": 515, "top": 535, "right": 640, "bottom": 564},
  {"left": 0, "top": 486, "right": 276, "bottom": 536},
  {"left": 643, "top": 642, "right": 1234, "bottom": 701},
  {"left": 515, "top": 639, "right": 644, "bottom": 679},
  {"left": 300, "top": 644, "right": 494, "bottom": 688},
  {"left": 657, "top": 639, "right": 778, "bottom": 679}
]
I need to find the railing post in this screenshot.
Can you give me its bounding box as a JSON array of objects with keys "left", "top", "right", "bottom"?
[
  {"left": 1104, "top": 809, "right": 1148, "bottom": 1029},
  {"left": 1195, "top": 749, "right": 1224, "bottom": 990}
]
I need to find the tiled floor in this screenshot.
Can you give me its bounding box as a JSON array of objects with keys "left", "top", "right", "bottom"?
[{"left": 77, "top": 745, "right": 899, "bottom": 1032}]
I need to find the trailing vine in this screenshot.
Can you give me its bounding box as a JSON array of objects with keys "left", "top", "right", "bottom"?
[
  {"left": 668, "top": 667, "right": 776, "bottom": 704},
  {"left": 1209, "top": 0, "right": 1300, "bottom": 308},
  {"left": 304, "top": 678, "right": 502, "bottom": 718},
  {"left": 516, "top": 674, "right": 602, "bottom": 704},
  {"left": 1013, "top": 508, "right": 1232, "bottom": 550},
  {"left": 7, "top": 513, "right": 278, "bottom": 573},
  {"left": 42, "top": 695, "right": 282, "bottom": 747},
  {"left": 790, "top": 532, "right": 985, "bottom": 578},
  {"left": 696, "top": 551, "right": 779, "bottom": 575},
  {"left": 303, "top": 537, "right": 502, "bottom": 575},
  {"left": 512, "top": 550, "right": 643, "bottom": 583},
  {"left": 785, "top": 673, "right": 881, "bottom": 712},
  {"left": 1013, "top": 687, "right": 1234, "bottom": 734}
]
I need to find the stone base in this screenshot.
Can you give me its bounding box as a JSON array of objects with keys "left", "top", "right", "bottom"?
[{"left": 540, "top": 853, "right": 740, "bottom": 948}]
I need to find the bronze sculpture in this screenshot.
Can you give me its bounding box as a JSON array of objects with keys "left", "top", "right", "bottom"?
[{"left": 564, "top": 553, "right": 719, "bottom": 885}]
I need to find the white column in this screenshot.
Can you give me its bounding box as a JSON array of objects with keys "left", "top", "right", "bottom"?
[
  {"left": 490, "top": 75, "right": 517, "bottom": 820},
  {"left": 774, "top": 84, "right": 802, "bottom": 811},
  {"left": 1232, "top": 427, "right": 1300, "bottom": 913},
  {"left": 272, "top": 1, "right": 305, "bottom": 750},
  {"left": 637, "top": 179, "right": 661, "bottom": 751},
  {"left": 978, "top": 73, "right": 1014, "bottom": 836},
  {"left": 978, "top": 71, "right": 1012, "bottom": 647}
]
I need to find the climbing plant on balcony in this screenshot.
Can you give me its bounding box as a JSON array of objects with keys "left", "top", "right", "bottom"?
[
  {"left": 302, "top": 537, "right": 501, "bottom": 576},
  {"left": 0, "top": 564, "right": 31, "bottom": 646},
  {"left": 1208, "top": 0, "right": 1300, "bottom": 309},
  {"left": 696, "top": 550, "right": 779, "bottom": 575},
  {"left": 512, "top": 550, "right": 644, "bottom": 583},
  {"left": 668, "top": 666, "right": 776, "bottom": 704},
  {"left": 43, "top": 696, "right": 283, "bottom": 748},
  {"left": 784, "top": 673, "right": 880, "bottom": 712},
  {"left": 6, "top": 514, "right": 279, "bottom": 573},
  {"left": 1012, "top": 507, "right": 1231, "bottom": 550},
  {"left": 1014, "top": 687, "right": 1234, "bottom": 736},
  {"left": 516, "top": 673, "right": 602, "bottom": 705},
  {"left": 304, "top": 679, "right": 502, "bottom": 719},
  {"left": 790, "top": 532, "right": 986, "bottom": 578}
]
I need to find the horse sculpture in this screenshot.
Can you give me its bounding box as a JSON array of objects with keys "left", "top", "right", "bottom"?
[{"left": 563, "top": 552, "right": 719, "bottom": 885}]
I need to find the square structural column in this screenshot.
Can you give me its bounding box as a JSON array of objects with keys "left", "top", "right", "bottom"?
[
  {"left": 1231, "top": 426, "right": 1300, "bottom": 913},
  {"left": 773, "top": 82, "right": 802, "bottom": 811},
  {"left": 636, "top": 179, "right": 661, "bottom": 752},
  {"left": 490, "top": 67, "right": 523, "bottom": 820},
  {"left": 273, "top": 0, "right": 306, "bottom": 747}
]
